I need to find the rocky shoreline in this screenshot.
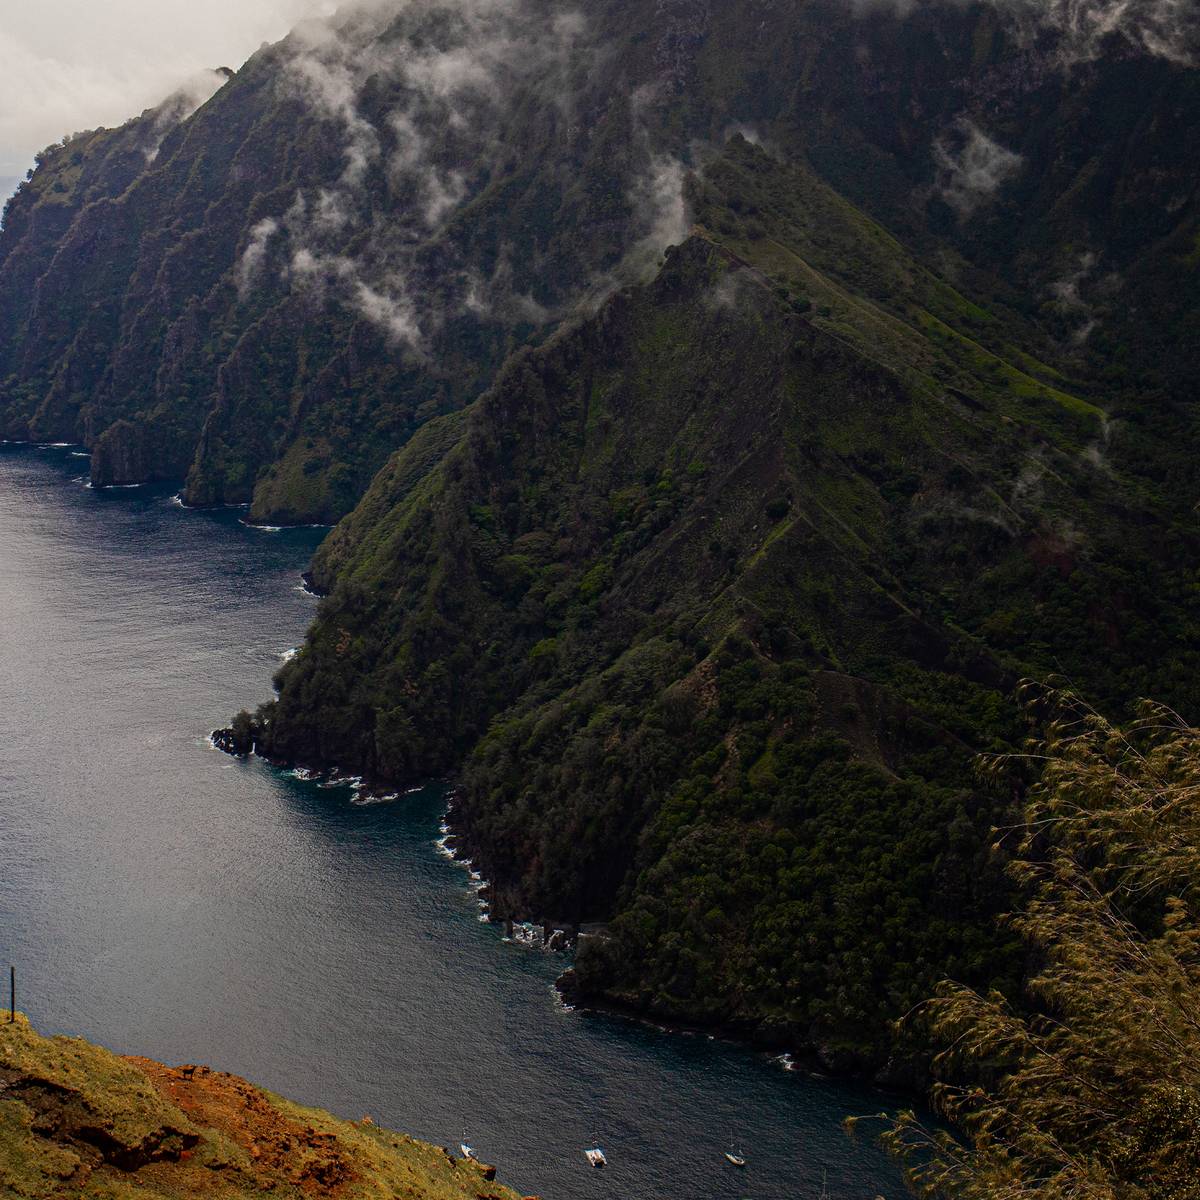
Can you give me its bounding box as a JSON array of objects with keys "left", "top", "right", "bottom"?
[
  {"left": 433, "top": 790, "right": 927, "bottom": 1088},
  {"left": 210, "top": 726, "right": 927, "bottom": 1091}
]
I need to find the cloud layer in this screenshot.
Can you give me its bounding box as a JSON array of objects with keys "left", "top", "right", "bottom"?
[
  {"left": 934, "top": 119, "right": 1024, "bottom": 216},
  {"left": 236, "top": 0, "right": 613, "bottom": 349}
]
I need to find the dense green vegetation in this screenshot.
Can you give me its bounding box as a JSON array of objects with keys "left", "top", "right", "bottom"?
[
  {"left": 3, "top": 0, "right": 1196, "bottom": 521},
  {"left": 255, "top": 135, "right": 1200, "bottom": 1070},
  {"left": 880, "top": 691, "right": 1200, "bottom": 1197},
  {"left": 4, "top": 0, "right": 1200, "bottom": 1075}
]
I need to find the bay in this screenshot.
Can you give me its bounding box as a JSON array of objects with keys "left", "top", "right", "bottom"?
[{"left": 0, "top": 443, "right": 905, "bottom": 1199}]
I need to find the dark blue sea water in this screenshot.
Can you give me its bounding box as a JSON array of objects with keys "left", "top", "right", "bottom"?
[{"left": 0, "top": 443, "right": 905, "bottom": 1199}]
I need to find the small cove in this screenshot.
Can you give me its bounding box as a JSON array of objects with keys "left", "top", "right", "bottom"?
[{"left": 0, "top": 443, "right": 905, "bottom": 1199}]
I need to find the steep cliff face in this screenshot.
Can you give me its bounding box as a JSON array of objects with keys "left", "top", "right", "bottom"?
[
  {"left": 2, "top": 1, "right": 1196, "bottom": 522},
  {"left": 0, "top": 1014, "right": 525, "bottom": 1199}
]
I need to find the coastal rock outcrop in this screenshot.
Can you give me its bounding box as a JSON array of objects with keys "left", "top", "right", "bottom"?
[{"left": 89, "top": 419, "right": 161, "bottom": 488}]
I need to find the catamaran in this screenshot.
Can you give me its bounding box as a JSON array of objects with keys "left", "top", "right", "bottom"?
[{"left": 585, "top": 1146, "right": 607, "bottom": 1168}]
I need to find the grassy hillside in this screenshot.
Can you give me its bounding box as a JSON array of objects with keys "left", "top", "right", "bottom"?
[{"left": 0, "top": 1014, "right": 525, "bottom": 1200}]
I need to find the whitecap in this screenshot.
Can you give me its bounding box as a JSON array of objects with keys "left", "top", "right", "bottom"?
[
  {"left": 435, "top": 813, "right": 500, "bottom": 927},
  {"left": 318, "top": 774, "right": 362, "bottom": 790},
  {"left": 176, "top": 497, "right": 249, "bottom": 511},
  {"left": 350, "top": 790, "right": 400, "bottom": 807}
]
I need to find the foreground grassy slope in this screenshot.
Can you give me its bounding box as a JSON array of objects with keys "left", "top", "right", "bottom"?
[{"left": 0, "top": 1014, "right": 524, "bottom": 1200}]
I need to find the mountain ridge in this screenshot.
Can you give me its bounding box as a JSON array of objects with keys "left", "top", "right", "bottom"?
[{"left": 4, "top": 1, "right": 1197, "bottom": 518}]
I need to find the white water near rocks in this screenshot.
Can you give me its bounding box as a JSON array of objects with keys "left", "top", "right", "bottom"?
[{"left": 0, "top": 444, "right": 905, "bottom": 1199}]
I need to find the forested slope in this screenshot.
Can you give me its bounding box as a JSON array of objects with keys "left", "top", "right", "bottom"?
[
  {"left": 4, "top": 0, "right": 1200, "bottom": 1073},
  {"left": 257, "top": 136, "right": 1200, "bottom": 1070},
  {"left": 3, "top": 0, "right": 1196, "bottom": 520}
]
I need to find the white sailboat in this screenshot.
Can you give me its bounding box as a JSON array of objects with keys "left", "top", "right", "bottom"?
[
  {"left": 584, "top": 1145, "right": 607, "bottom": 1168},
  {"left": 724, "top": 1129, "right": 746, "bottom": 1167},
  {"left": 459, "top": 1129, "right": 476, "bottom": 1161}
]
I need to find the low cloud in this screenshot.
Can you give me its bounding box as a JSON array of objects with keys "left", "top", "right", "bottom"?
[
  {"left": 258, "top": 5, "right": 700, "bottom": 344},
  {"left": 286, "top": 241, "right": 425, "bottom": 351},
  {"left": 933, "top": 119, "right": 1023, "bottom": 217},
  {"left": 464, "top": 248, "right": 555, "bottom": 327},
  {"left": 352, "top": 279, "right": 423, "bottom": 348},
  {"left": 240, "top": 0, "right": 592, "bottom": 349},
  {"left": 236, "top": 218, "right": 281, "bottom": 300},
  {"left": 1049, "top": 250, "right": 1123, "bottom": 345},
  {"left": 1011, "top": 0, "right": 1200, "bottom": 65},
  {"left": 141, "top": 69, "right": 232, "bottom": 163},
  {"left": 629, "top": 155, "right": 692, "bottom": 268}
]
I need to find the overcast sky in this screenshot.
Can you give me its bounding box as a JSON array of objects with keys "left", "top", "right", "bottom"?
[{"left": 0, "top": 0, "right": 339, "bottom": 185}]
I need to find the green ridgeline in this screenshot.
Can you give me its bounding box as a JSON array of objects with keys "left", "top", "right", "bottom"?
[
  {"left": 253, "top": 141, "right": 1200, "bottom": 1073},
  {"left": 4, "top": 0, "right": 1199, "bottom": 1079}
]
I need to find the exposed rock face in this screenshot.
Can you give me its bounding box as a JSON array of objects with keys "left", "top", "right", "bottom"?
[
  {"left": 89, "top": 420, "right": 153, "bottom": 487},
  {"left": 212, "top": 710, "right": 256, "bottom": 757}
]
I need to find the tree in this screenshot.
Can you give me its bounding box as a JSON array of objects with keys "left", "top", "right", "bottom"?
[{"left": 878, "top": 685, "right": 1200, "bottom": 1199}]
